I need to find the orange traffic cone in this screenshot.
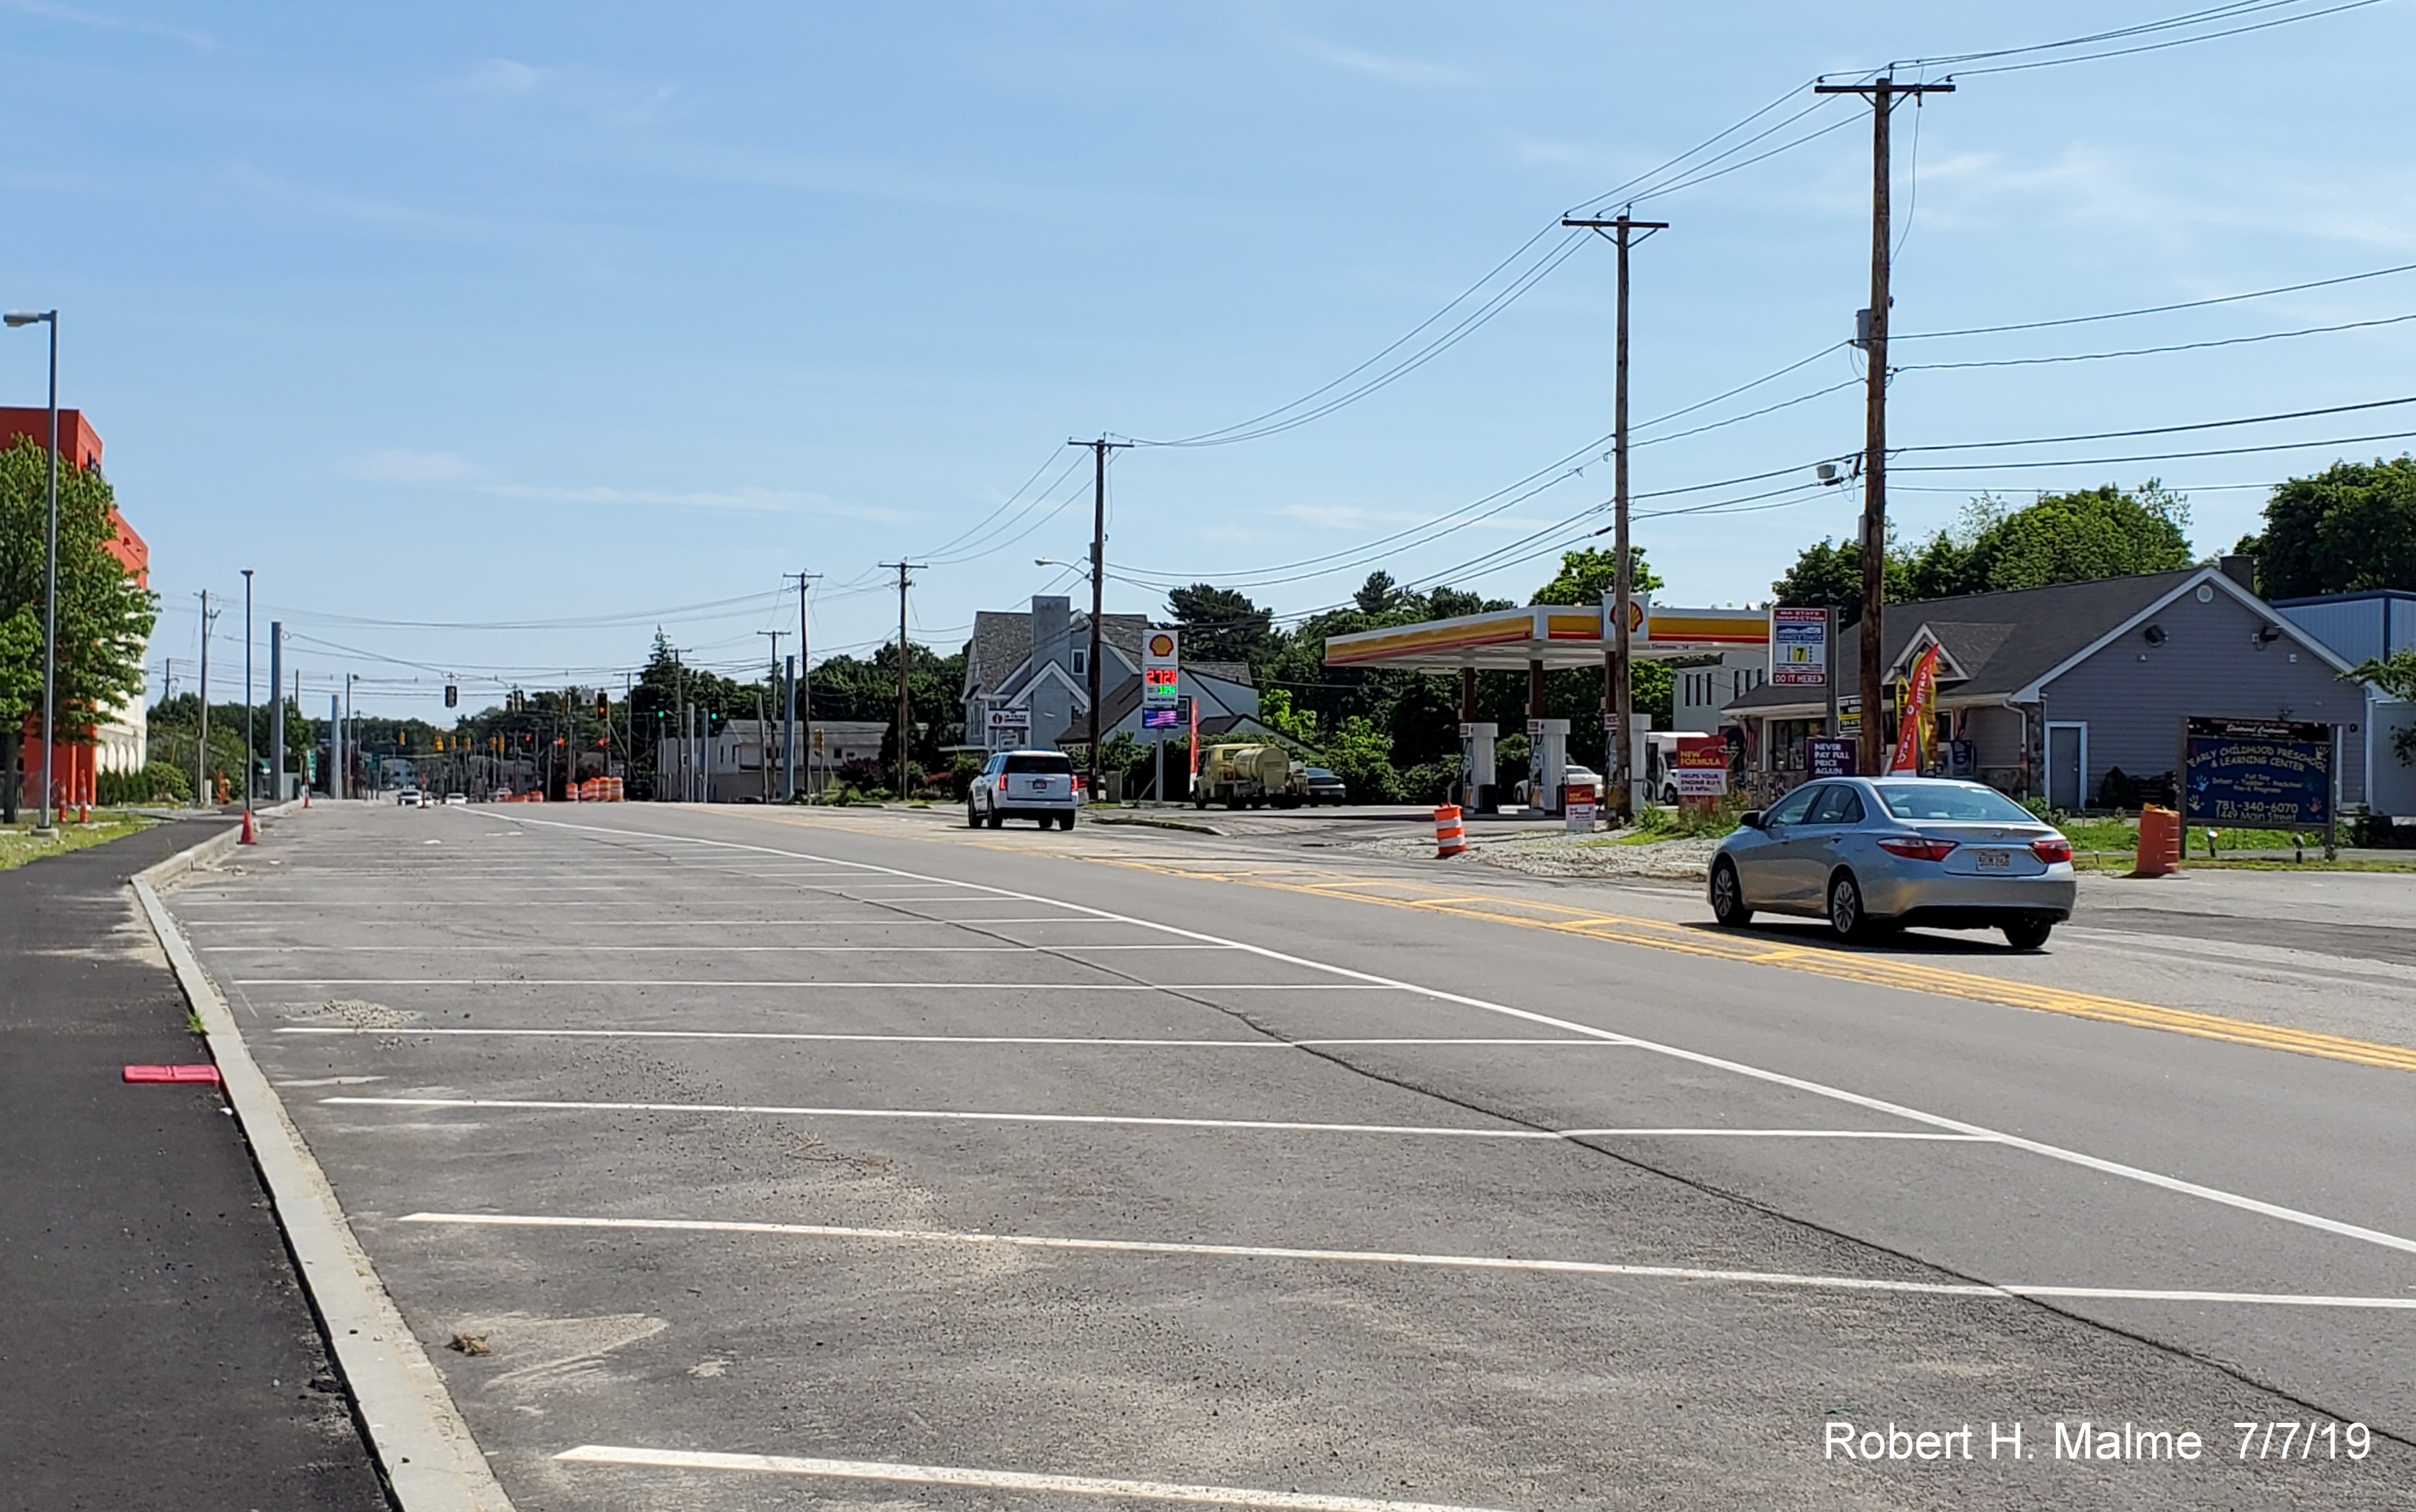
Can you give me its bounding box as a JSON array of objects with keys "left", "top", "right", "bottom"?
[
  {"left": 78, "top": 803, "right": 90, "bottom": 825},
  {"left": 239, "top": 808, "right": 258, "bottom": 845}
]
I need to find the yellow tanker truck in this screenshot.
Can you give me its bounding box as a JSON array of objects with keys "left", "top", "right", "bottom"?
[{"left": 1191, "top": 743, "right": 1306, "bottom": 809}]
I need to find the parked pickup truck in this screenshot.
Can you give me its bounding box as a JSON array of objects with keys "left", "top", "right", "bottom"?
[{"left": 1192, "top": 743, "right": 1305, "bottom": 810}]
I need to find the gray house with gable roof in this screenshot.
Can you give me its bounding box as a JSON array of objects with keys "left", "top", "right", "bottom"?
[
  {"left": 962, "top": 594, "right": 1268, "bottom": 757},
  {"left": 1725, "top": 563, "right": 2370, "bottom": 809}
]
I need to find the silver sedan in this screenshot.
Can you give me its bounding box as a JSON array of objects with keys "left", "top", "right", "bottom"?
[{"left": 1706, "top": 776, "right": 2075, "bottom": 949}]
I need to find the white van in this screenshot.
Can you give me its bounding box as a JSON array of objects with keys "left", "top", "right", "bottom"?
[{"left": 968, "top": 750, "right": 1078, "bottom": 829}]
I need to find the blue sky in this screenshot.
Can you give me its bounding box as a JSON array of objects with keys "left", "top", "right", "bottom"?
[{"left": 4, "top": 1, "right": 2412, "bottom": 716}]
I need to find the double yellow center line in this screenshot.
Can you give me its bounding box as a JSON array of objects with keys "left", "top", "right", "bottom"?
[
  {"left": 735, "top": 808, "right": 2416, "bottom": 1076},
  {"left": 1092, "top": 855, "right": 2416, "bottom": 1077}
]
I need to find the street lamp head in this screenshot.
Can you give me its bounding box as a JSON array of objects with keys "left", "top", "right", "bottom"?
[{"left": 4, "top": 310, "right": 52, "bottom": 327}]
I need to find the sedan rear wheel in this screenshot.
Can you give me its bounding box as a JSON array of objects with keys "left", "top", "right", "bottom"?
[
  {"left": 2003, "top": 918, "right": 2054, "bottom": 951},
  {"left": 1709, "top": 859, "right": 1752, "bottom": 928},
  {"left": 1827, "top": 871, "right": 1873, "bottom": 943}
]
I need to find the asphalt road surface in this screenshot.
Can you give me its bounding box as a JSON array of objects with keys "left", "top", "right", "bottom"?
[
  {"left": 2, "top": 817, "right": 387, "bottom": 1511},
  {"left": 164, "top": 802, "right": 2415, "bottom": 1510}
]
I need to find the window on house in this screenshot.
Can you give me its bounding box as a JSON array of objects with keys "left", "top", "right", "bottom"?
[{"left": 1071, "top": 650, "right": 1087, "bottom": 676}]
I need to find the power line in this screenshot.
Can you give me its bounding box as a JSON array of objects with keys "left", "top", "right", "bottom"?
[
  {"left": 1899, "top": 310, "right": 2416, "bottom": 371},
  {"left": 1903, "top": 392, "right": 2416, "bottom": 453},
  {"left": 1897, "top": 257, "right": 2416, "bottom": 341},
  {"left": 1936, "top": 0, "right": 2387, "bottom": 76},
  {"left": 1893, "top": 423, "right": 2416, "bottom": 474},
  {"left": 1123, "top": 229, "right": 1590, "bottom": 448},
  {"left": 1902, "top": 0, "right": 2338, "bottom": 68}
]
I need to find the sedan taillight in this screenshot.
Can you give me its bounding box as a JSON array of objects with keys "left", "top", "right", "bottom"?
[
  {"left": 2030, "top": 836, "right": 2074, "bottom": 864},
  {"left": 1877, "top": 836, "right": 1957, "bottom": 862}
]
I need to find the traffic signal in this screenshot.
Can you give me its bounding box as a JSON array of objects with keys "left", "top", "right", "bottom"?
[
  {"left": 445, "top": 684, "right": 459, "bottom": 709},
  {"left": 594, "top": 691, "right": 610, "bottom": 719}
]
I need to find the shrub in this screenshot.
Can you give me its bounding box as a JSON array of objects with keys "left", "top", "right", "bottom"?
[
  {"left": 1322, "top": 715, "right": 1400, "bottom": 803},
  {"left": 96, "top": 760, "right": 193, "bottom": 806},
  {"left": 1400, "top": 758, "right": 1458, "bottom": 806},
  {"left": 948, "top": 752, "right": 983, "bottom": 800}
]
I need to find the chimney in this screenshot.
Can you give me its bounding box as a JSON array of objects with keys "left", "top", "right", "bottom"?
[
  {"left": 1031, "top": 595, "right": 1070, "bottom": 672},
  {"left": 2218, "top": 555, "right": 2256, "bottom": 594}
]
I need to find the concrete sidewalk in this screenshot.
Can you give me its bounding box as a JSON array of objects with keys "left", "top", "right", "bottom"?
[{"left": 0, "top": 816, "right": 388, "bottom": 1510}]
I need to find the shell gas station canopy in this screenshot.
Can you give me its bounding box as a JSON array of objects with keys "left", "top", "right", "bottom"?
[{"left": 1323, "top": 601, "right": 1770, "bottom": 673}]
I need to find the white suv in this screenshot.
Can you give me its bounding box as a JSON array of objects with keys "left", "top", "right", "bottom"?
[{"left": 969, "top": 750, "right": 1078, "bottom": 830}]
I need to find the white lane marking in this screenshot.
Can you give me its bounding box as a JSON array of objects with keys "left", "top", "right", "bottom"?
[
  {"left": 553, "top": 1444, "right": 1510, "bottom": 1512},
  {"left": 236, "top": 979, "right": 1387, "bottom": 991},
  {"left": 184, "top": 918, "right": 1107, "bottom": 929},
  {"left": 505, "top": 812, "right": 2416, "bottom": 1260},
  {"left": 277, "top": 1028, "right": 1622, "bottom": 1048},
  {"left": 205, "top": 943, "right": 1231, "bottom": 954},
  {"left": 326, "top": 1095, "right": 1968, "bottom": 1143},
  {"left": 419, "top": 1213, "right": 2416, "bottom": 1312}
]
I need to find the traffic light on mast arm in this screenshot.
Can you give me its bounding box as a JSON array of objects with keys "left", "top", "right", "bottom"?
[{"left": 594, "top": 690, "right": 610, "bottom": 719}]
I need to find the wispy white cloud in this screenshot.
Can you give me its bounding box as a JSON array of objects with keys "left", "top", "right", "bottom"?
[
  {"left": 1278, "top": 33, "right": 1466, "bottom": 86},
  {"left": 1, "top": 0, "right": 211, "bottom": 50},
  {"left": 350, "top": 449, "right": 479, "bottom": 484},
  {"left": 444, "top": 57, "right": 681, "bottom": 127},
  {"left": 342, "top": 448, "right": 909, "bottom": 521},
  {"left": 220, "top": 163, "right": 459, "bottom": 233}
]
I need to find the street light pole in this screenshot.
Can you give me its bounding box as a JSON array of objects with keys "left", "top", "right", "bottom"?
[
  {"left": 242, "top": 568, "right": 254, "bottom": 819},
  {"left": 5, "top": 310, "right": 60, "bottom": 831}
]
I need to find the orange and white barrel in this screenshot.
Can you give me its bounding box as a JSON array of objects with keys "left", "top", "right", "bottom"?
[{"left": 1434, "top": 804, "right": 1466, "bottom": 858}]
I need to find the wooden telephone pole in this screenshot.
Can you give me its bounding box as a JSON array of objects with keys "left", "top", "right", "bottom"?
[
  {"left": 1561, "top": 211, "right": 1666, "bottom": 822},
  {"left": 880, "top": 561, "right": 927, "bottom": 801},
  {"left": 1814, "top": 73, "right": 1952, "bottom": 774},
  {"left": 1068, "top": 437, "right": 1132, "bottom": 802}
]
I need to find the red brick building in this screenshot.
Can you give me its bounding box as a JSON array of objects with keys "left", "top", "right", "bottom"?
[{"left": 2, "top": 408, "right": 149, "bottom": 810}]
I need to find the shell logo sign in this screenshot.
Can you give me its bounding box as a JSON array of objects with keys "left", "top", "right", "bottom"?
[{"left": 1144, "top": 628, "right": 1180, "bottom": 709}]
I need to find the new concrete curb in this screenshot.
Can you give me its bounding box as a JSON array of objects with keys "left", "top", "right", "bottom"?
[{"left": 134, "top": 819, "right": 515, "bottom": 1512}]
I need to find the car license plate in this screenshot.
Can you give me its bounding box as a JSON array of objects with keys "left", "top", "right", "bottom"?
[{"left": 1973, "top": 849, "right": 2011, "bottom": 871}]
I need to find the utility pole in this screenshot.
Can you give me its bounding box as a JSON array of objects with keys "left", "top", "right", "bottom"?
[
  {"left": 786, "top": 571, "right": 820, "bottom": 799},
  {"left": 1562, "top": 211, "right": 1666, "bottom": 823},
  {"left": 1067, "top": 437, "right": 1132, "bottom": 801},
  {"left": 879, "top": 561, "right": 928, "bottom": 802},
  {"left": 673, "top": 648, "right": 687, "bottom": 803},
  {"left": 268, "top": 622, "right": 284, "bottom": 803},
  {"left": 1815, "top": 72, "right": 1952, "bottom": 774},
  {"left": 241, "top": 568, "right": 254, "bottom": 820},
  {"left": 759, "top": 630, "right": 784, "bottom": 804},
  {"left": 196, "top": 591, "right": 217, "bottom": 808}
]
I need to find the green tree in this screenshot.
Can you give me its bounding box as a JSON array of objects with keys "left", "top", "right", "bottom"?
[
  {"left": 2350, "top": 649, "right": 2416, "bottom": 768},
  {"left": 1166, "top": 584, "right": 1275, "bottom": 666},
  {"left": 0, "top": 440, "right": 156, "bottom": 818},
  {"left": 2235, "top": 456, "right": 2416, "bottom": 598},
  {"left": 1775, "top": 484, "right": 2191, "bottom": 617},
  {"left": 1352, "top": 571, "right": 1402, "bottom": 616},
  {"left": 1770, "top": 536, "right": 1909, "bottom": 624},
  {"left": 1530, "top": 545, "right": 1664, "bottom": 605},
  {"left": 1963, "top": 483, "right": 2191, "bottom": 591},
  {"left": 1321, "top": 714, "right": 1400, "bottom": 802}
]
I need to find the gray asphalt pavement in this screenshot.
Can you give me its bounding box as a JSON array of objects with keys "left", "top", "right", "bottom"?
[
  {"left": 162, "top": 801, "right": 2414, "bottom": 1509},
  {"left": 1, "top": 816, "right": 387, "bottom": 1511}
]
